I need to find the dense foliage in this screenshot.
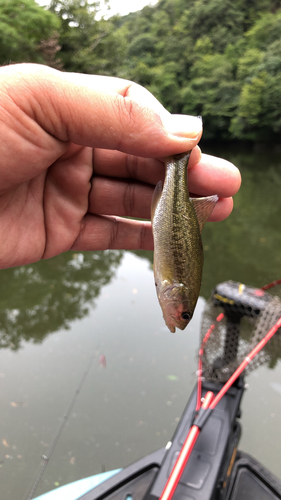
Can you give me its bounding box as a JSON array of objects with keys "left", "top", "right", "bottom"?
[
  {"left": 0, "top": 0, "right": 61, "bottom": 65},
  {"left": 1, "top": 0, "right": 281, "bottom": 141}
]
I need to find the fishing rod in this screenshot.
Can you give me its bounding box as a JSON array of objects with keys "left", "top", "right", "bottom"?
[
  {"left": 160, "top": 280, "right": 281, "bottom": 500},
  {"left": 23, "top": 350, "right": 97, "bottom": 500}
]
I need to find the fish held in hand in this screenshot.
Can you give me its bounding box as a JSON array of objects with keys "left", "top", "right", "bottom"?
[{"left": 151, "top": 151, "right": 218, "bottom": 333}]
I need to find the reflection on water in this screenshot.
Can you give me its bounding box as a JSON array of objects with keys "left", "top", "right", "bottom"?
[
  {"left": 0, "top": 145, "right": 281, "bottom": 499},
  {"left": 0, "top": 251, "right": 123, "bottom": 350},
  {"left": 0, "top": 252, "right": 202, "bottom": 500}
]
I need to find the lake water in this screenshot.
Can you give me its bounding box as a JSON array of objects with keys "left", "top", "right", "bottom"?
[{"left": 0, "top": 144, "right": 281, "bottom": 499}]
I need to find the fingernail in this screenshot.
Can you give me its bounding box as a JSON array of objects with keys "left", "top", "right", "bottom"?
[{"left": 162, "top": 114, "right": 203, "bottom": 138}]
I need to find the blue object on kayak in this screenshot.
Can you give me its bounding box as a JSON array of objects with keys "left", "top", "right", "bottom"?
[{"left": 33, "top": 470, "right": 120, "bottom": 500}]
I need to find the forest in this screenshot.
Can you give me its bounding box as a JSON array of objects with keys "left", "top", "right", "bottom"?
[{"left": 0, "top": 0, "right": 281, "bottom": 141}]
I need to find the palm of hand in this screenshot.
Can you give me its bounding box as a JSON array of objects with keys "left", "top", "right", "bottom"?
[{"left": 0, "top": 144, "right": 92, "bottom": 268}]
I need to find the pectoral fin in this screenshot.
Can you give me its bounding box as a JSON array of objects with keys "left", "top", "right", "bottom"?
[
  {"left": 151, "top": 181, "right": 163, "bottom": 222},
  {"left": 191, "top": 194, "right": 219, "bottom": 233}
]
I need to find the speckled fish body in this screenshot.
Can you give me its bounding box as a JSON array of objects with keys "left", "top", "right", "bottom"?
[{"left": 151, "top": 151, "right": 218, "bottom": 333}]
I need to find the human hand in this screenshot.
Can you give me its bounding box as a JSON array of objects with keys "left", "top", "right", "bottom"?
[{"left": 0, "top": 64, "right": 241, "bottom": 269}]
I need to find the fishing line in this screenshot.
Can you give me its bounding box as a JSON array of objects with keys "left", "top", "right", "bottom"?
[{"left": 23, "top": 350, "right": 97, "bottom": 500}]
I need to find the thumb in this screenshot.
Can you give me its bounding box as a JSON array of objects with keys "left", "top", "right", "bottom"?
[{"left": 9, "top": 64, "right": 203, "bottom": 158}]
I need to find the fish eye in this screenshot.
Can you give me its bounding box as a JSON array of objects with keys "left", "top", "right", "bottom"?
[{"left": 181, "top": 312, "right": 191, "bottom": 322}]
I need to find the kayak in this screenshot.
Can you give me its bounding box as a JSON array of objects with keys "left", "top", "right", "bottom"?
[
  {"left": 34, "top": 377, "right": 281, "bottom": 500},
  {"left": 33, "top": 470, "right": 120, "bottom": 500}
]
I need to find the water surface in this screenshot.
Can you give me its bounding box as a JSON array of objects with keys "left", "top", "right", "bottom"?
[{"left": 0, "top": 144, "right": 281, "bottom": 499}]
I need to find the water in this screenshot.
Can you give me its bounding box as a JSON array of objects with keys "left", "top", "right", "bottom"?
[{"left": 0, "top": 145, "right": 281, "bottom": 499}]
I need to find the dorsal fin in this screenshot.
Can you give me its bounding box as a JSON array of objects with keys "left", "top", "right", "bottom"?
[{"left": 191, "top": 195, "right": 219, "bottom": 232}]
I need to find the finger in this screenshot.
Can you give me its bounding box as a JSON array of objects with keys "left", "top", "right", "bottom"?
[
  {"left": 89, "top": 178, "right": 234, "bottom": 222},
  {"left": 71, "top": 215, "right": 153, "bottom": 251},
  {"left": 92, "top": 146, "right": 201, "bottom": 183},
  {"left": 207, "top": 197, "right": 234, "bottom": 222},
  {"left": 92, "top": 148, "right": 239, "bottom": 199},
  {"left": 43, "top": 145, "right": 93, "bottom": 259},
  {"left": 90, "top": 177, "right": 154, "bottom": 219},
  {"left": 188, "top": 153, "right": 241, "bottom": 198},
  {"left": 71, "top": 197, "right": 233, "bottom": 253},
  {"left": 4, "top": 64, "right": 203, "bottom": 158}
]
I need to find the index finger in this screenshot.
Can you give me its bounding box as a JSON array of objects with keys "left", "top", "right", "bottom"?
[{"left": 92, "top": 148, "right": 241, "bottom": 199}]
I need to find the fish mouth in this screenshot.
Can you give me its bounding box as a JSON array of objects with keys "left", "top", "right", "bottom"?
[
  {"left": 164, "top": 315, "right": 178, "bottom": 333},
  {"left": 165, "top": 315, "right": 190, "bottom": 333},
  {"left": 160, "top": 293, "right": 192, "bottom": 332},
  {"left": 167, "top": 324, "right": 176, "bottom": 333},
  {"left": 173, "top": 317, "right": 190, "bottom": 330}
]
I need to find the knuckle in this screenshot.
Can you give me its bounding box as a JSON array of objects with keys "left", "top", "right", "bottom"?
[
  {"left": 139, "top": 222, "right": 147, "bottom": 250},
  {"left": 126, "top": 154, "right": 139, "bottom": 179},
  {"left": 108, "top": 217, "right": 119, "bottom": 249},
  {"left": 123, "top": 182, "right": 135, "bottom": 216}
]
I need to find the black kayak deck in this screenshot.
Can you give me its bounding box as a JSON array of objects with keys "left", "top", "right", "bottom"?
[
  {"left": 77, "top": 448, "right": 281, "bottom": 500},
  {"left": 77, "top": 380, "right": 281, "bottom": 500}
]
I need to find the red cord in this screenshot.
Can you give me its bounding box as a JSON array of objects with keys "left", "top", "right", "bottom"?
[
  {"left": 261, "top": 279, "right": 281, "bottom": 291},
  {"left": 210, "top": 316, "right": 281, "bottom": 409}
]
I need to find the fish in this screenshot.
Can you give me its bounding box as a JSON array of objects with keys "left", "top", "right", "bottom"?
[{"left": 151, "top": 151, "right": 218, "bottom": 333}]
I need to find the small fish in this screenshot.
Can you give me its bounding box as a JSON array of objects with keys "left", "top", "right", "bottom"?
[{"left": 152, "top": 151, "right": 218, "bottom": 333}]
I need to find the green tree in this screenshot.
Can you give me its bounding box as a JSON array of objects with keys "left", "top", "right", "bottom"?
[
  {"left": 246, "top": 11, "right": 281, "bottom": 50},
  {"left": 49, "top": 0, "right": 126, "bottom": 74},
  {"left": 0, "top": 250, "right": 123, "bottom": 350},
  {"left": 0, "top": 0, "right": 60, "bottom": 65},
  {"left": 0, "top": 0, "right": 275, "bottom": 142},
  {"left": 236, "top": 47, "right": 264, "bottom": 81},
  {"left": 230, "top": 12, "right": 281, "bottom": 140},
  {"left": 113, "top": 0, "right": 281, "bottom": 141},
  {"left": 186, "top": 0, "right": 245, "bottom": 52},
  {"left": 180, "top": 45, "right": 239, "bottom": 139}
]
